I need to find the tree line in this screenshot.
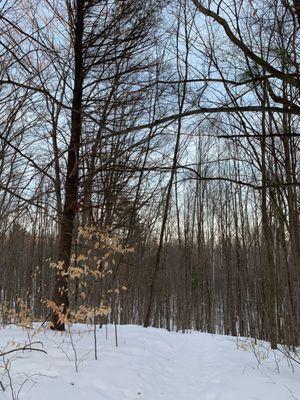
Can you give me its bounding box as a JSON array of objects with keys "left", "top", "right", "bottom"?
[{"left": 0, "top": 0, "right": 300, "bottom": 349}]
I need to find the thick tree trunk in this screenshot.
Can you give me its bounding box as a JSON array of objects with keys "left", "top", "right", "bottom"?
[{"left": 51, "top": 0, "right": 84, "bottom": 331}]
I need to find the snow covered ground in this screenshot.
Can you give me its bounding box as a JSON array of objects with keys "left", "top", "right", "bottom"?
[{"left": 0, "top": 324, "right": 300, "bottom": 400}]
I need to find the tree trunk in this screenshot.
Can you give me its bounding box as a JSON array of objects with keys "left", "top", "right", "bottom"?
[{"left": 51, "top": 0, "right": 84, "bottom": 331}]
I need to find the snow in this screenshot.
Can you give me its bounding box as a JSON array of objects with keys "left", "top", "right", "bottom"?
[{"left": 1, "top": 324, "right": 300, "bottom": 400}]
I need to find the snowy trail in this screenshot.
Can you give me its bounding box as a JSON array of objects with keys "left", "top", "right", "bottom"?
[{"left": 1, "top": 324, "right": 300, "bottom": 400}]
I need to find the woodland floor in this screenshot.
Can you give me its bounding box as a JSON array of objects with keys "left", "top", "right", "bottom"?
[{"left": 0, "top": 324, "right": 300, "bottom": 399}]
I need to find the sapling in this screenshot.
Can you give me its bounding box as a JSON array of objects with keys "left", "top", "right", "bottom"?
[{"left": 47, "top": 224, "right": 132, "bottom": 362}]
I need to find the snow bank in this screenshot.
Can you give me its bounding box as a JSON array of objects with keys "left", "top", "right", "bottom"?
[{"left": 0, "top": 324, "right": 299, "bottom": 399}]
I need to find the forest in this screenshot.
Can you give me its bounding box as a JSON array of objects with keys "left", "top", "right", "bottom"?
[{"left": 0, "top": 0, "right": 300, "bottom": 398}]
